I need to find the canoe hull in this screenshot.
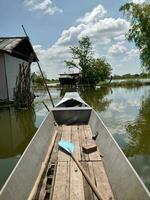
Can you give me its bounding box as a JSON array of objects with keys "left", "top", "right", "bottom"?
[{"left": 0, "top": 92, "right": 150, "bottom": 200}]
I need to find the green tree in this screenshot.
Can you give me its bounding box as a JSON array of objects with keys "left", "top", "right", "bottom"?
[
  {"left": 32, "top": 71, "right": 47, "bottom": 86},
  {"left": 120, "top": 2, "right": 150, "bottom": 71},
  {"left": 93, "top": 58, "right": 111, "bottom": 81},
  {"left": 65, "top": 36, "right": 111, "bottom": 86}
]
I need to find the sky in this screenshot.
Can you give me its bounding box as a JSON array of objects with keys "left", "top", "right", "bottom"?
[{"left": 0, "top": 0, "right": 147, "bottom": 79}]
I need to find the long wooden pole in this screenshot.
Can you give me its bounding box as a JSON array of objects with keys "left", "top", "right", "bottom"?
[
  {"left": 28, "top": 130, "right": 57, "bottom": 200},
  {"left": 22, "top": 25, "right": 55, "bottom": 107},
  {"left": 37, "top": 61, "right": 55, "bottom": 107},
  {"left": 71, "top": 154, "right": 104, "bottom": 200},
  {"left": 42, "top": 101, "right": 50, "bottom": 112}
]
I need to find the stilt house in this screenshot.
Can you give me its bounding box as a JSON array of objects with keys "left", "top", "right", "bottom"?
[
  {"left": 0, "top": 37, "right": 38, "bottom": 106},
  {"left": 59, "top": 73, "right": 80, "bottom": 85}
]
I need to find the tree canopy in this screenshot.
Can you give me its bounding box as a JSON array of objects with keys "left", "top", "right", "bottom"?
[
  {"left": 120, "top": 2, "right": 150, "bottom": 71},
  {"left": 65, "top": 37, "right": 111, "bottom": 86}
]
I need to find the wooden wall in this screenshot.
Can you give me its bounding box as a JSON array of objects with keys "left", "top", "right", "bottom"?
[
  {"left": 0, "top": 52, "right": 8, "bottom": 101},
  {"left": 5, "top": 54, "right": 28, "bottom": 101}
]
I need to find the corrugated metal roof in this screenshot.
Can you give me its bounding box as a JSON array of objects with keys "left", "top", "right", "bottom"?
[
  {"left": 59, "top": 73, "right": 80, "bottom": 75},
  {"left": 0, "top": 37, "right": 25, "bottom": 53},
  {"left": 0, "top": 37, "right": 38, "bottom": 62}
]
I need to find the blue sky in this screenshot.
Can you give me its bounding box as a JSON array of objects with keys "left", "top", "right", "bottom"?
[{"left": 0, "top": 0, "right": 146, "bottom": 78}]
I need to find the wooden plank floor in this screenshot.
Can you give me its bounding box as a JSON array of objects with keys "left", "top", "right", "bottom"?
[
  {"left": 52, "top": 125, "right": 114, "bottom": 200},
  {"left": 35, "top": 125, "right": 114, "bottom": 200}
]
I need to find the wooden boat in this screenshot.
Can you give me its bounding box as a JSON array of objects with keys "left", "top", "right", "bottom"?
[{"left": 0, "top": 92, "right": 150, "bottom": 200}]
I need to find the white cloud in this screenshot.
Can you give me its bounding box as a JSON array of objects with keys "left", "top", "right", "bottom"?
[
  {"left": 76, "top": 4, "right": 107, "bottom": 24},
  {"left": 78, "top": 18, "right": 129, "bottom": 44},
  {"left": 24, "top": 0, "right": 62, "bottom": 15},
  {"left": 56, "top": 24, "right": 85, "bottom": 46},
  {"left": 32, "top": 44, "right": 73, "bottom": 78},
  {"left": 55, "top": 4, "right": 129, "bottom": 46},
  {"left": 108, "top": 43, "right": 128, "bottom": 56},
  {"left": 114, "top": 35, "right": 126, "bottom": 41},
  {"left": 133, "top": 0, "right": 148, "bottom": 3},
  {"left": 118, "top": 48, "right": 140, "bottom": 63},
  {"left": 126, "top": 48, "right": 140, "bottom": 57},
  {"left": 34, "top": 44, "right": 69, "bottom": 61},
  {"left": 108, "top": 40, "right": 140, "bottom": 58},
  {"left": 31, "top": 4, "right": 139, "bottom": 78}
]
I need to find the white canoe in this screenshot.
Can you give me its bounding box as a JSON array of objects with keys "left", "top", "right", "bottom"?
[{"left": 0, "top": 92, "right": 149, "bottom": 200}]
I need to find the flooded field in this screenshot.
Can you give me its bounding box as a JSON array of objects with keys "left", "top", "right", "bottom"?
[{"left": 0, "top": 85, "right": 150, "bottom": 191}]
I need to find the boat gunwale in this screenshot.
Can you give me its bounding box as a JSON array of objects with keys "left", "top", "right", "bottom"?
[
  {"left": 52, "top": 107, "right": 92, "bottom": 111},
  {"left": 0, "top": 112, "right": 52, "bottom": 195},
  {"left": 89, "top": 109, "right": 150, "bottom": 198},
  {"left": 55, "top": 92, "right": 88, "bottom": 107}
]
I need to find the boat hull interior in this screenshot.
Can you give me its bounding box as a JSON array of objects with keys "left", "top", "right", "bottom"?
[{"left": 0, "top": 93, "right": 150, "bottom": 200}]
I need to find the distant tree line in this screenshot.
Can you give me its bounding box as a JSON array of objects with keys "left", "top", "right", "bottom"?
[
  {"left": 31, "top": 72, "right": 59, "bottom": 87},
  {"left": 32, "top": 71, "right": 50, "bottom": 86},
  {"left": 113, "top": 73, "right": 150, "bottom": 80}
]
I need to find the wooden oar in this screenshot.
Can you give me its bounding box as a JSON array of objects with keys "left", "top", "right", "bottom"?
[
  {"left": 28, "top": 130, "right": 57, "bottom": 200},
  {"left": 58, "top": 140, "right": 104, "bottom": 200}
]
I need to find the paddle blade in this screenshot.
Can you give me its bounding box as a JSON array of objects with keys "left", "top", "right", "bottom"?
[{"left": 58, "top": 140, "right": 75, "bottom": 154}]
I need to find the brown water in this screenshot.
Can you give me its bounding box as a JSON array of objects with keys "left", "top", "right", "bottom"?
[{"left": 0, "top": 86, "right": 149, "bottom": 191}]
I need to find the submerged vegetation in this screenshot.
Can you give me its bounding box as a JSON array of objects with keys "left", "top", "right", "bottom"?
[
  {"left": 113, "top": 73, "right": 150, "bottom": 80},
  {"left": 110, "top": 79, "right": 150, "bottom": 88},
  {"left": 98, "top": 79, "right": 150, "bottom": 89}
]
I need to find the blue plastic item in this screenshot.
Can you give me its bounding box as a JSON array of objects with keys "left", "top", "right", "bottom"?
[{"left": 58, "top": 140, "right": 75, "bottom": 154}]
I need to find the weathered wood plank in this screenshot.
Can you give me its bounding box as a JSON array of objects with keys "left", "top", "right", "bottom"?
[
  {"left": 70, "top": 160, "right": 85, "bottom": 200},
  {"left": 84, "top": 125, "right": 101, "bottom": 161},
  {"left": 69, "top": 126, "right": 85, "bottom": 199},
  {"left": 81, "top": 161, "right": 94, "bottom": 200},
  {"left": 93, "top": 162, "right": 114, "bottom": 200},
  {"left": 58, "top": 125, "right": 71, "bottom": 162},
  {"left": 52, "top": 161, "right": 70, "bottom": 200},
  {"left": 71, "top": 126, "right": 81, "bottom": 160},
  {"left": 78, "top": 125, "right": 89, "bottom": 161}
]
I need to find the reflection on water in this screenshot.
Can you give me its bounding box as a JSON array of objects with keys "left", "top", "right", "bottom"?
[
  {"left": 0, "top": 85, "right": 150, "bottom": 191},
  {"left": 124, "top": 93, "right": 150, "bottom": 190},
  {"left": 0, "top": 108, "right": 36, "bottom": 158},
  {"left": 96, "top": 86, "right": 150, "bottom": 190},
  {"left": 0, "top": 107, "right": 37, "bottom": 189},
  {"left": 125, "top": 94, "right": 150, "bottom": 156},
  {"left": 79, "top": 87, "right": 112, "bottom": 112}
]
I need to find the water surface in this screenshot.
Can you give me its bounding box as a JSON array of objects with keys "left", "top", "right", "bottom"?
[{"left": 0, "top": 85, "right": 149, "bottom": 191}]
